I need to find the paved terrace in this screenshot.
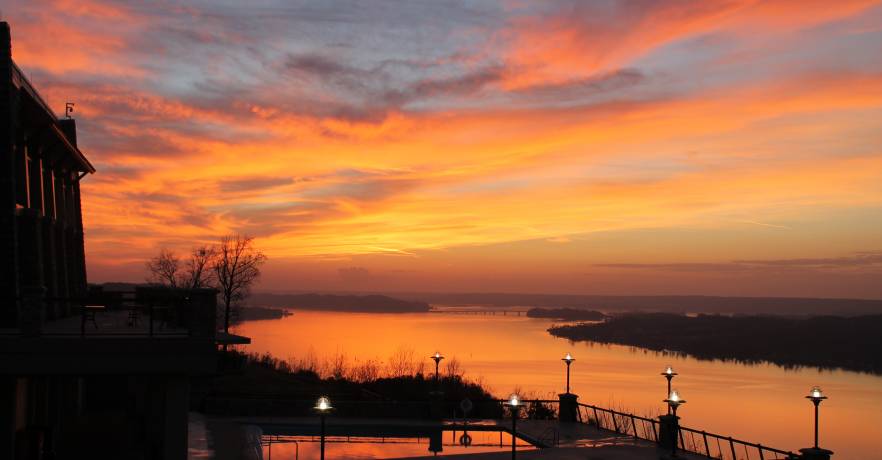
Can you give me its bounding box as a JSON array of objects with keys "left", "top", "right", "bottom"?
[{"left": 196, "top": 415, "right": 707, "bottom": 460}]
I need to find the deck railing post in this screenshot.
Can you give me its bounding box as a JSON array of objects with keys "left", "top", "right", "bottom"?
[
  {"left": 558, "top": 393, "right": 578, "bottom": 423},
  {"left": 657, "top": 413, "right": 679, "bottom": 453},
  {"left": 702, "top": 431, "right": 710, "bottom": 457},
  {"left": 730, "top": 437, "right": 737, "bottom": 460}
]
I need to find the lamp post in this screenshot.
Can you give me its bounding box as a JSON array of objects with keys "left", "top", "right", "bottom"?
[
  {"left": 661, "top": 365, "right": 677, "bottom": 414},
  {"left": 663, "top": 389, "right": 686, "bottom": 458},
  {"left": 561, "top": 353, "right": 575, "bottom": 394},
  {"left": 431, "top": 352, "right": 444, "bottom": 384},
  {"left": 315, "top": 396, "right": 332, "bottom": 460},
  {"left": 505, "top": 393, "right": 521, "bottom": 460},
  {"left": 806, "top": 386, "right": 827, "bottom": 449}
]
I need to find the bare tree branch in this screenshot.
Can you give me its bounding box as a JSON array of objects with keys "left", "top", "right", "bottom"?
[
  {"left": 182, "top": 245, "right": 217, "bottom": 289},
  {"left": 146, "top": 249, "right": 180, "bottom": 287},
  {"left": 212, "top": 235, "right": 267, "bottom": 335}
]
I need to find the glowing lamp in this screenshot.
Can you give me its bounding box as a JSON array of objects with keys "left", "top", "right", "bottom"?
[
  {"left": 562, "top": 353, "right": 575, "bottom": 364},
  {"left": 807, "top": 386, "right": 827, "bottom": 402},
  {"left": 507, "top": 393, "right": 521, "bottom": 407},
  {"left": 315, "top": 396, "right": 332, "bottom": 412},
  {"left": 665, "top": 389, "right": 686, "bottom": 408}
]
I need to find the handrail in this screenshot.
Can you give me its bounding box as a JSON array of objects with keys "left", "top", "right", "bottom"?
[
  {"left": 678, "top": 425, "right": 798, "bottom": 459},
  {"left": 576, "top": 403, "right": 799, "bottom": 459}
]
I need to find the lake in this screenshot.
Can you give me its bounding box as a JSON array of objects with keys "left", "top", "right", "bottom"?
[{"left": 232, "top": 308, "right": 882, "bottom": 459}]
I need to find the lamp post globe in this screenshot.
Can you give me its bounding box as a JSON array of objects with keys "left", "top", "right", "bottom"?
[
  {"left": 663, "top": 389, "right": 686, "bottom": 458},
  {"left": 315, "top": 396, "right": 333, "bottom": 460},
  {"left": 661, "top": 365, "right": 677, "bottom": 414},
  {"left": 431, "top": 352, "right": 444, "bottom": 383},
  {"left": 505, "top": 393, "right": 521, "bottom": 460},
  {"left": 806, "top": 386, "right": 828, "bottom": 449},
  {"left": 561, "top": 353, "right": 575, "bottom": 394}
]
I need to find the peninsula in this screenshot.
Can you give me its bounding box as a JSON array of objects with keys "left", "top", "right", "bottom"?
[{"left": 549, "top": 313, "right": 882, "bottom": 374}]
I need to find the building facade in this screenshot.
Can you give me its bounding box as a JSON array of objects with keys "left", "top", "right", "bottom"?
[
  {"left": 0, "top": 21, "right": 93, "bottom": 329},
  {"left": 0, "top": 22, "right": 226, "bottom": 460}
]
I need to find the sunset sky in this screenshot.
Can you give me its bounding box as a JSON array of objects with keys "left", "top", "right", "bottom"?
[{"left": 6, "top": 0, "right": 882, "bottom": 298}]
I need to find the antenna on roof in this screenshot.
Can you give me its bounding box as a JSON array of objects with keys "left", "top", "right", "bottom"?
[{"left": 65, "top": 102, "right": 75, "bottom": 119}]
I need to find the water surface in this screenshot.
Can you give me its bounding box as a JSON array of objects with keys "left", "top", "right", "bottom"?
[{"left": 234, "top": 309, "right": 882, "bottom": 459}]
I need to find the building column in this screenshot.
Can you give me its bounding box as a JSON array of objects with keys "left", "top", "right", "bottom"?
[
  {"left": 41, "top": 215, "right": 59, "bottom": 319},
  {"left": 17, "top": 209, "right": 46, "bottom": 336}
]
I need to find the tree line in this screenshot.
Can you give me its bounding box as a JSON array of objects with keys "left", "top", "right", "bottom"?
[{"left": 146, "top": 234, "right": 267, "bottom": 337}]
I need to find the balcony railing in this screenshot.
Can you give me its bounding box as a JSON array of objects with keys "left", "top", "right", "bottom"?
[{"left": 0, "top": 287, "right": 217, "bottom": 339}]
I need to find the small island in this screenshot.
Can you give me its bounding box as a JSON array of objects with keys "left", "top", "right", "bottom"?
[
  {"left": 248, "top": 293, "right": 431, "bottom": 313},
  {"left": 235, "top": 306, "right": 292, "bottom": 322},
  {"left": 549, "top": 313, "right": 882, "bottom": 374},
  {"left": 526, "top": 307, "right": 607, "bottom": 321}
]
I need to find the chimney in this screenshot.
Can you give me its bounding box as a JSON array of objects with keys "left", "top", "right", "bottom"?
[{"left": 58, "top": 118, "right": 77, "bottom": 147}]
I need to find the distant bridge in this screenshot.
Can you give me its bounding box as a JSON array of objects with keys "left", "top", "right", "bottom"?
[{"left": 428, "top": 309, "right": 528, "bottom": 316}]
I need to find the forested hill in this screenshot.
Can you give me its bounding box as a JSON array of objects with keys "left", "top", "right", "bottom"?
[
  {"left": 392, "top": 293, "right": 882, "bottom": 316},
  {"left": 549, "top": 313, "right": 882, "bottom": 374}
]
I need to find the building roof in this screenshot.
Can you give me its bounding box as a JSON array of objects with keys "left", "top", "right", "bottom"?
[{"left": 10, "top": 60, "right": 96, "bottom": 174}]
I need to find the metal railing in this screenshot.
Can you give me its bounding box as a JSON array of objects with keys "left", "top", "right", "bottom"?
[
  {"left": 678, "top": 425, "right": 798, "bottom": 460},
  {"left": 577, "top": 403, "right": 659, "bottom": 442},
  {"left": 0, "top": 288, "right": 216, "bottom": 339},
  {"left": 577, "top": 403, "right": 799, "bottom": 460}
]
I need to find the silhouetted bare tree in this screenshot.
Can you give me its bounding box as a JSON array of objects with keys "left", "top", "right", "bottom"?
[
  {"left": 181, "top": 245, "right": 217, "bottom": 289},
  {"left": 146, "top": 249, "right": 180, "bottom": 287},
  {"left": 212, "top": 235, "right": 267, "bottom": 336}
]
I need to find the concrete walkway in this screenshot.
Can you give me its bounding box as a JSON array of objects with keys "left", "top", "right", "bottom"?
[{"left": 196, "top": 415, "right": 707, "bottom": 459}]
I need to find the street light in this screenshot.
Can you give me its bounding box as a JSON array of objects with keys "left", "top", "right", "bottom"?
[
  {"left": 661, "top": 365, "right": 677, "bottom": 414},
  {"left": 664, "top": 389, "right": 686, "bottom": 458},
  {"left": 561, "top": 353, "right": 575, "bottom": 394},
  {"left": 431, "top": 351, "right": 444, "bottom": 383},
  {"left": 505, "top": 393, "right": 521, "bottom": 460},
  {"left": 315, "top": 396, "right": 333, "bottom": 460},
  {"left": 806, "top": 386, "right": 828, "bottom": 449}
]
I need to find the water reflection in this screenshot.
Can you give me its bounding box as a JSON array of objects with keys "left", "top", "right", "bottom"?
[
  {"left": 262, "top": 430, "right": 535, "bottom": 459},
  {"left": 234, "top": 309, "right": 882, "bottom": 459}
]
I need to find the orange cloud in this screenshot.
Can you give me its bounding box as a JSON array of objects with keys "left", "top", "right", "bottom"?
[
  {"left": 499, "top": 0, "right": 878, "bottom": 88},
  {"left": 4, "top": 0, "right": 882, "bottom": 296}
]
